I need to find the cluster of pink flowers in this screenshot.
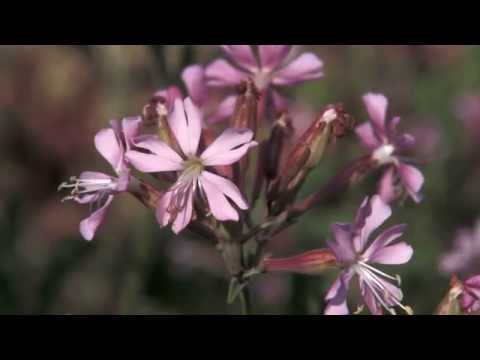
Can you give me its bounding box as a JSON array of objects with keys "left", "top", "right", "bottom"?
[{"left": 58, "top": 45, "right": 476, "bottom": 315}]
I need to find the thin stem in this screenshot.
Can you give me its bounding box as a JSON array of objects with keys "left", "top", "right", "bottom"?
[{"left": 238, "top": 285, "right": 251, "bottom": 315}]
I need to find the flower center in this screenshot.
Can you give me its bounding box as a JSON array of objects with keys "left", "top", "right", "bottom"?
[
  {"left": 254, "top": 69, "right": 273, "bottom": 91},
  {"left": 372, "top": 143, "right": 396, "bottom": 165}
]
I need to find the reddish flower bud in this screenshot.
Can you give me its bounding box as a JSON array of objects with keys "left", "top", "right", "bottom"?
[{"left": 263, "top": 249, "right": 337, "bottom": 275}]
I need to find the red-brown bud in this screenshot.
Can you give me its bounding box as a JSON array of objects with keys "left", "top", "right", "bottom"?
[{"left": 263, "top": 249, "right": 337, "bottom": 275}]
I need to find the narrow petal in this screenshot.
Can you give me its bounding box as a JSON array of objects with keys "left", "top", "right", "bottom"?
[
  {"left": 324, "top": 271, "right": 353, "bottom": 315},
  {"left": 364, "top": 224, "right": 407, "bottom": 259},
  {"left": 363, "top": 93, "right": 388, "bottom": 132},
  {"left": 200, "top": 171, "right": 248, "bottom": 209},
  {"left": 181, "top": 64, "right": 208, "bottom": 106},
  {"left": 221, "top": 45, "right": 258, "bottom": 72},
  {"left": 79, "top": 195, "right": 114, "bottom": 241},
  {"left": 199, "top": 173, "right": 240, "bottom": 222},
  {"left": 172, "top": 188, "right": 194, "bottom": 234},
  {"left": 272, "top": 53, "right": 324, "bottom": 86},
  {"left": 207, "top": 95, "right": 236, "bottom": 124},
  {"left": 354, "top": 195, "right": 392, "bottom": 253},
  {"left": 258, "top": 45, "right": 291, "bottom": 70},
  {"left": 369, "top": 242, "right": 413, "bottom": 265},
  {"left": 156, "top": 191, "right": 173, "bottom": 228},
  {"left": 378, "top": 167, "right": 397, "bottom": 204},
  {"left": 125, "top": 150, "right": 183, "bottom": 172},
  {"left": 398, "top": 163, "right": 424, "bottom": 203},
  {"left": 121, "top": 116, "right": 141, "bottom": 149},
  {"left": 328, "top": 223, "right": 355, "bottom": 263},
  {"left": 355, "top": 122, "right": 382, "bottom": 150},
  {"left": 169, "top": 98, "right": 203, "bottom": 156},
  {"left": 205, "top": 59, "right": 247, "bottom": 87},
  {"left": 94, "top": 128, "right": 123, "bottom": 172}
]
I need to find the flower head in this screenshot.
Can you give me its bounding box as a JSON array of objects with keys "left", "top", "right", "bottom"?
[
  {"left": 205, "top": 45, "right": 323, "bottom": 113},
  {"left": 356, "top": 93, "right": 424, "bottom": 203},
  {"left": 58, "top": 117, "right": 141, "bottom": 240},
  {"left": 325, "top": 195, "right": 413, "bottom": 315},
  {"left": 125, "top": 97, "right": 257, "bottom": 234}
]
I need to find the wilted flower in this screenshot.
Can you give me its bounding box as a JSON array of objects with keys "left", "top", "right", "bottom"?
[
  {"left": 356, "top": 93, "right": 424, "bottom": 203},
  {"left": 58, "top": 117, "right": 140, "bottom": 240},
  {"left": 440, "top": 220, "right": 480, "bottom": 275},
  {"left": 325, "top": 195, "right": 413, "bottom": 315},
  {"left": 205, "top": 45, "right": 323, "bottom": 113},
  {"left": 125, "top": 97, "right": 257, "bottom": 234}
]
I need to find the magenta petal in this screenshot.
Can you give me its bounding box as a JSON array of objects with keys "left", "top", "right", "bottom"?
[
  {"left": 460, "top": 292, "right": 479, "bottom": 313},
  {"left": 199, "top": 173, "right": 240, "bottom": 222},
  {"left": 182, "top": 64, "right": 208, "bottom": 106},
  {"left": 200, "top": 128, "right": 256, "bottom": 166},
  {"left": 363, "top": 93, "right": 388, "bottom": 132},
  {"left": 465, "top": 275, "right": 480, "bottom": 293},
  {"left": 205, "top": 59, "right": 247, "bottom": 87},
  {"left": 328, "top": 223, "right": 355, "bottom": 263},
  {"left": 94, "top": 128, "right": 123, "bottom": 173},
  {"left": 398, "top": 163, "right": 424, "bottom": 203},
  {"left": 221, "top": 45, "right": 258, "bottom": 72},
  {"left": 272, "top": 53, "right": 323, "bottom": 86},
  {"left": 200, "top": 171, "right": 248, "bottom": 210},
  {"left": 169, "top": 98, "right": 203, "bottom": 156},
  {"left": 324, "top": 271, "right": 353, "bottom": 315},
  {"left": 378, "top": 167, "right": 397, "bottom": 204},
  {"left": 354, "top": 195, "right": 392, "bottom": 253},
  {"left": 369, "top": 242, "right": 413, "bottom": 265},
  {"left": 355, "top": 122, "right": 381, "bottom": 150},
  {"left": 79, "top": 194, "right": 114, "bottom": 241},
  {"left": 207, "top": 95, "right": 236, "bottom": 125},
  {"left": 258, "top": 45, "right": 291, "bottom": 70}
]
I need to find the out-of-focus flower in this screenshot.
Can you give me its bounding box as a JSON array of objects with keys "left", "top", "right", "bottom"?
[
  {"left": 459, "top": 275, "right": 480, "bottom": 314},
  {"left": 58, "top": 117, "right": 141, "bottom": 240},
  {"left": 356, "top": 93, "right": 424, "bottom": 203},
  {"left": 125, "top": 97, "right": 257, "bottom": 234},
  {"left": 455, "top": 94, "right": 480, "bottom": 143},
  {"left": 440, "top": 220, "right": 480, "bottom": 275},
  {"left": 205, "top": 45, "right": 323, "bottom": 114},
  {"left": 324, "top": 195, "right": 413, "bottom": 315}
]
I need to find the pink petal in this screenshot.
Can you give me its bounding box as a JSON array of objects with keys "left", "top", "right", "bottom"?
[
  {"left": 94, "top": 128, "right": 123, "bottom": 172},
  {"left": 79, "top": 194, "right": 114, "bottom": 241},
  {"left": 369, "top": 242, "right": 413, "bottom": 265},
  {"left": 460, "top": 292, "right": 479, "bottom": 313},
  {"left": 398, "top": 163, "right": 424, "bottom": 203},
  {"left": 324, "top": 271, "right": 353, "bottom": 315},
  {"left": 378, "top": 167, "right": 397, "bottom": 204},
  {"left": 172, "top": 188, "right": 194, "bottom": 234},
  {"left": 156, "top": 191, "right": 173, "bottom": 227},
  {"left": 122, "top": 116, "right": 141, "bottom": 150},
  {"left": 154, "top": 86, "right": 183, "bottom": 111},
  {"left": 169, "top": 98, "right": 203, "bottom": 156},
  {"left": 125, "top": 137, "right": 183, "bottom": 172},
  {"left": 363, "top": 93, "right": 388, "bottom": 132},
  {"left": 200, "top": 171, "right": 248, "bottom": 210},
  {"left": 182, "top": 64, "right": 208, "bottom": 106},
  {"left": 272, "top": 53, "right": 323, "bottom": 86},
  {"left": 355, "top": 122, "right": 381, "bottom": 150},
  {"left": 221, "top": 45, "right": 258, "bottom": 72},
  {"left": 199, "top": 173, "right": 240, "bottom": 222},
  {"left": 207, "top": 95, "right": 236, "bottom": 124},
  {"left": 205, "top": 59, "right": 247, "bottom": 87},
  {"left": 364, "top": 224, "right": 407, "bottom": 259},
  {"left": 328, "top": 223, "right": 355, "bottom": 263},
  {"left": 360, "top": 280, "right": 382, "bottom": 315},
  {"left": 258, "top": 45, "right": 291, "bottom": 70},
  {"left": 354, "top": 195, "right": 392, "bottom": 253},
  {"left": 200, "top": 128, "right": 256, "bottom": 166},
  {"left": 465, "top": 275, "right": 480, "bottom": 292}
]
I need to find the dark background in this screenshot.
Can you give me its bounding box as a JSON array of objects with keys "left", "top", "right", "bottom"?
[{"left": 1, "top": 45, "right": 479, "bottom": 314}]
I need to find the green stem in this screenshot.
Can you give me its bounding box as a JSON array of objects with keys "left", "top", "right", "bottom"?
[{"left": 238, "top": 285, "right": 251, "bottom": 315}]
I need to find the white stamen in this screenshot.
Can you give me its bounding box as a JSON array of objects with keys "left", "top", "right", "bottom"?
[
  {"left": 322, "top": 109, "right": 338, "bottom": 124},
  {"left": 372, "top": 144, "right": 396, "bottom": 165},
  {"left": 58, "top": 176, "right": 116, "bottom": 202}
]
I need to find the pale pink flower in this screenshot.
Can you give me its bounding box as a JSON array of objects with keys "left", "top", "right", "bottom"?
[
  {"left": 325, "top": 195, "right": 413, "bottom": 315},
  {"left": 356, "top": 93, "right": 424, "bottom": 203},
  {"left": 125, "top": 97, "right": 257, "bottom": 234},
  {"left": 58, "top": 117, "right": 141, "bottom": 240}
]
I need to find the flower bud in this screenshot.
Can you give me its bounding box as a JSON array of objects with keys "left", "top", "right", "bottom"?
[
  {"left": 231, "top": 78, "right": 259, "bottom": 134},
  {"left": 265, "top": 111, "right": 293, "bottom": 181},
  {"left": 263, "top": 249, "right": 337, "bottom": 275}
]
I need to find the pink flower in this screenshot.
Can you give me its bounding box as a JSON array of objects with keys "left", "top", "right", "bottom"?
[
  {"left": 125, "top": 97, "right": 257, "bottom": 234},
  {"left": 325, "top": 195, "right": 413, "bottom": 315},
  {"left": 459, "top": 275, "right": 480, "bottom": 314},
  {"left": 58, "top": 117, "right": 141, "bottom": 241},
  {"left": 440, "top": 220, "right": 480, "bottom": 275},
  {"left": 205, "top": 45, "right": 323, "bottom": 112},
  {"left": 153, "top": 65, "right": 236, "bottom": 125},
  {"left": 356, "top": 93, "right": 425, "bottom": 203}
]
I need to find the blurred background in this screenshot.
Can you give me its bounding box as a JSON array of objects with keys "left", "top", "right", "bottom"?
[{"left": 1, "top": 45, "right": 479, "bottom": 314}]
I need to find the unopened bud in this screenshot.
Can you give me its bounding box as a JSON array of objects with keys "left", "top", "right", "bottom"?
[
  {"left": 231, "top": 78, "right": 260, "bottom": 133},
  {"left": 263, "top": 249, "right": 337, "bottom": 275},
  {"left": 265, "top": 111, "right": 293, "bottom": 181}
]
